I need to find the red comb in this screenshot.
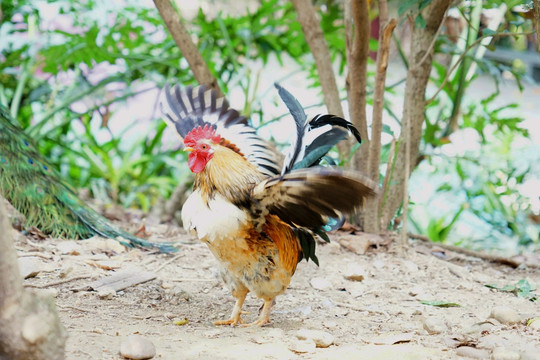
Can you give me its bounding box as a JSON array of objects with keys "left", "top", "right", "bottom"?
[{"left": 184, "top": 124, "right": 221, "bottom": 147}]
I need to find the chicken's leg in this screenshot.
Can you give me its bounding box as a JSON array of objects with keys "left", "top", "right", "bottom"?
[
  {"left": 214, "top": 289, "right": 248, "bottom": 326},
  {"left": 240, "top": 298, "right": 273, "bottom": 327}
]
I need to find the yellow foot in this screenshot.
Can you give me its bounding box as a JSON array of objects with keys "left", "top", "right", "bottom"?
[
  {"left": 239, "top": 316, "right": 270, "bottom": 327},
  {"left": 214, "top": 311, "right": 248, "bottom": 326}
]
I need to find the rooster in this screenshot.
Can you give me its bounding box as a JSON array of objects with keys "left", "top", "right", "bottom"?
[{"left": 160, "top": 83, "right": 377, "bottom": 327}]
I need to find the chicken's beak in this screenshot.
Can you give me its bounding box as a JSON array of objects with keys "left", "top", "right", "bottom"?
[{"left": 183, "top": 147, "right": 194, "bottom": 152}]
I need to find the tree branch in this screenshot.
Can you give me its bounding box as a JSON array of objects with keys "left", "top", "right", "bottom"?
[
  {"left": 534, "top": 0, "right": 540, "bottom": 53},
  {"left": 0, "top": 198, "right": 66, "bottom": 360},
  {"left": 291, "top": 0, "right": 344, "bottom": 119},
  {"left": 363, "top": 0, "right": 397, "bottom": 234},
  {"left": 380, "top": 0, "right": 452, "bottom": 229},
  {"left": 153, "top": 0, "right": 222, "bottom": 95},
  {"left": 345, "top": 0, "right": 370, "bottom": 170}
]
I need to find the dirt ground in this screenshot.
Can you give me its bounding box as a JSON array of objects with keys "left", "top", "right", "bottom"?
[{"left": 14, "top": 224, "right": 540, "bottom": 360}]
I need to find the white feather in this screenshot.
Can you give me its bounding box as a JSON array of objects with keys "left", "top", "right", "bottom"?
[{"left": 181, "top": 190, "right": 249, "bottom": 243}]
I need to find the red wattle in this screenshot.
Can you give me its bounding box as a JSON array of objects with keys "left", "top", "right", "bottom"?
[{"left": 188, "top": 153, "right": 206, "bottom": 173}]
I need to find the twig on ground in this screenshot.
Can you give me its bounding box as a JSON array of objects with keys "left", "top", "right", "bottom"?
[
  {"left": 24, "top": 275, "right": 93, "bottom": 289},
  {"left": 154, "top": 253, "right": 182, "bottom": 273},
  {"left": 408, "top": 233, "right": 537, "bottom": 268}
]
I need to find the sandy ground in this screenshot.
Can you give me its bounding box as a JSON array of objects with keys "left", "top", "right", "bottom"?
[{"left": 13, "top": 223, "right": 540, "bottom": 360}]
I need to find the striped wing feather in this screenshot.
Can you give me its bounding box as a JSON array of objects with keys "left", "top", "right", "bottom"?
[
  {"left": 252, "top": 168, "right": 378, "bottom": 229},
  {"left": 161, "top": 84, "right": 282, "bottom": 177}
]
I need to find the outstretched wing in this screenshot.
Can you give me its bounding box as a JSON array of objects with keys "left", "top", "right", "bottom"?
[
  {"left": 251, "top": 168, "right": 378, "bottom": 229},
  {"left": 160, "top": 84, "right": 282, "bottom": 177},
  {"left": 274, "top": 83, "right": 362, "bottom": 174}
]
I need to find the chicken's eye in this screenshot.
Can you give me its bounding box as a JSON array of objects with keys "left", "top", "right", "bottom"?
[{"left": 201, "top": 144, "right": 208, "bottom": 150}]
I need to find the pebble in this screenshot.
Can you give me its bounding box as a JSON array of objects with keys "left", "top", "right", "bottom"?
[
  {"left": 492, "top": 347, "right": 520, "bottom": 360},
  {"left": 423, "top": 317, "right": 446, "bottom": 334},
  {"left": 22, "top": 314, "right": 50, "bottom": 344},
  {"left": 343, "top": 263, "right": 365, "bottom": 281},
  {"left": 288, "top": 339, "right": 316, "bottom": 353},
  {"left": 490, "top": 306, "right": 520, "bottom": 325},
  {"left": 310, "top": 277, "right": 332, "bottom": 291},
  {"left": 296, "top": 329, "right": 334, "bottom": 348},
  {"left": 337, "top": 235, "right": 370, "bottom": 255},
  {"left": 119, "top": 335, "right": 156, "bottom": 360},
  {"left": 98, "top": 287, "right": 116, "bottom": 300},
  {"left": 456, "top": 346, "right": 490, "bottom": 359}
]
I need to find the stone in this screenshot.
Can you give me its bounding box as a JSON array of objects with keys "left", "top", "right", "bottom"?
[
  {"left": 423, "top": 317, "right": 446, "bottom": 335},
  {"left": 296, "top": 329, "right": 334, "bottom": 348},
  {"left": 120, "top": 334, "right": 156, "bottom": 360},
  {"left": 22, "top": 314, "right": 50, "bottom": 344},
  {"left": 337, "top": 235, "right": 370, "bottom": 255},
  {"left": 97, "top": 286, "right": 116, "bottom": 300},
  {"left": 492, "top": 347, "right": 520, "bottom": 360},
  {"left": 489, "top": 306, "right": 521, "bottom": 325},
  {"left": 310, "top": 277, "right": 332, "bottom": 291},
  {"left": 288, "top": 339, "right": 316, "bottom": 353}
]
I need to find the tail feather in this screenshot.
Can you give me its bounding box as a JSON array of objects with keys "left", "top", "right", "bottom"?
[
  {"left": 274, "top": 83, "right": 362, "bottom": 174},
  {"left": 0, "top": 105, "right": 174, "bottom": 252}
]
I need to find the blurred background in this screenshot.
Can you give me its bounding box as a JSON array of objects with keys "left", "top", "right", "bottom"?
[{"left": 1, "top": 0, "right": 539, "bottom": 254}]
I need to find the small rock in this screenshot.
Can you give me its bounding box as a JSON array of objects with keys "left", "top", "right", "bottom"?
[
  {"left": 492, "top": 347, "right": 520, "bottom": 360},
  {"left": 337, "top": 235, "right": 370, "bottom": 255},
  {"left": 343, "top": 263, "right": 365, "bottom": 281},
  {"left": 423, "top": 317, "right": 446, "bottom": 335},
  {"left": 98, "top": 286, "right": 116, "bottom": 300},
  {"left": 288, "top": 339, "right": 316, "bottom": 354},
  {"left": 456, "top": 346, "right": 490, "bottom": 359},
  {"left": 84, "top": 237, "right": 127, "bottom": 254},
  {"left": 92, "top": 327, "right": 104, "bottom": 334},
  {"left": 161, "top": 282, "right": 174, "bottom": 289},
  {"left": 462, "top": 321, "right": 496, "bottom": 335},
  {"left": 22, "top": 314, "right": 50, "bottom": 344},
  {"left": 296, "top": 329, "right": 334, "bottom": 348},
  {"left": 489, "top": 306, "right": 521, "bottom": 325},
  {"left": 120, "top": 334, "right": 156, "bottom": 360},
  {"left": 310, "top": 277, "right": 332, "bottom": 291}
]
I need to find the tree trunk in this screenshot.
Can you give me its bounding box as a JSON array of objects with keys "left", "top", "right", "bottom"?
[
  {"left": 534, "top": 0, "right": 540, "bottom": 53},
  {"left": 345, "top": 0, "right": 370, "bottom": 170},
  {"left": 380, "top": 0, "right": 452, "bottom": 229},
  {"left": 363, "top": 0, "right": 397, "bottom": 234},
  {"left": 291, "top": 0, "right": 344, "bottom": 120},
  {"left": 153, "top": 0, "right": 222, "bottom": 95},
  {"left": 0, "top": 198, "right": 66, "bottom": 360}
]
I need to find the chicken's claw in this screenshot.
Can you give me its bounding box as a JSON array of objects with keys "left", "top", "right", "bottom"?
[{"left": 214, "top": 310, "right": 249, "bottom": 326}]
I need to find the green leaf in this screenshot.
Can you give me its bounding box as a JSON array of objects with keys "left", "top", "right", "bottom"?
[
  {"left": 415, "top": 14, "right": 426, "bottom": 29},
  {"left": 482, "top": 28, "right": 496, "bottom": 37},
  {"left": 420, "top": 300, "right": 461, "bottom": 307}
]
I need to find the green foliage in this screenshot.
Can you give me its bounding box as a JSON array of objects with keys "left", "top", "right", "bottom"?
[{"left": 486, "top": 279, "right": 537, "bottom": 301}]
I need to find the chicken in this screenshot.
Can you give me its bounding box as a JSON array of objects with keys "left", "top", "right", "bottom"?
[{"left": 160, "top": 83, "right": 377, "bottom": 327}]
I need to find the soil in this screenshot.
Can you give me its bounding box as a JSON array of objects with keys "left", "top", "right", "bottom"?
[{"left": 14, "top": 225, "right": 540, "bottom": 360}]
